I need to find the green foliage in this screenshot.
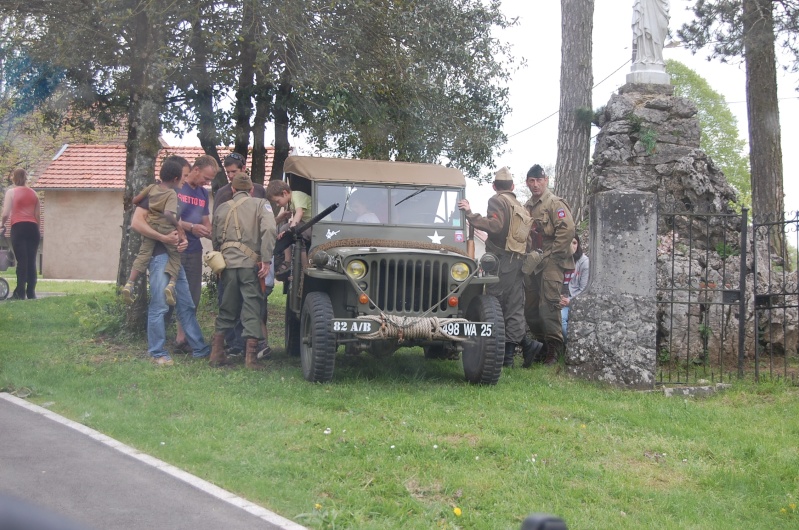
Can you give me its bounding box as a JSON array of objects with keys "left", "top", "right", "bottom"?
[
  {"left": 627, "top": 112, "right": 643, "bottom": 133},
  {"left": 640, "top": 128, "right": 658, "bottom": 154},
  {"left": 592, "top": 105, "right": 606, "bottom": 127},
  {"left": 293, "top": 0, "right": 518, "bottom": 181},
  {"left": 678, "top": 1, "right": 799, "bottom": 76},
  {"left": 574, "top": 106, "right": 594, "bottom": 125},
  {"left": 658, "top": 347, "right": 671, "bottom": 364},
  {"left": 715, "top": 241, "right": 741, "bottom": 259},
  {"left": 1, "top": 0, "right": 518, "bottom": 183},
  {"left": 74, "top": 289, "right": 136, "bottom": 340},
  {"left": 666, "top": 60, "right": 751, "bottom": 210}
]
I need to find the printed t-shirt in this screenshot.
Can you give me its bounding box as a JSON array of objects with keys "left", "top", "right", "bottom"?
[{"left": 176, "top": 182, "right": 210, "bottom": 254}]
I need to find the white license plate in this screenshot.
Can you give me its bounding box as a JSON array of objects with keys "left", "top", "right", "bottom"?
[
  {"left": 440, "top": 322, "right": 493, "bottom": 337},
  {"left": 331, "top": 319, "right": 376, "bottom": 333}
]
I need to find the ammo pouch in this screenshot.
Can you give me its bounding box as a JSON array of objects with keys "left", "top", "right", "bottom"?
[{"left": 522, "top": 250, "right": 544, "bottom": 275}]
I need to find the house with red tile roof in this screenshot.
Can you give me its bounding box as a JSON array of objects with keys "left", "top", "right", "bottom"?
[{"left": 34, "top": 143, "right": 274, "bottom": 280}]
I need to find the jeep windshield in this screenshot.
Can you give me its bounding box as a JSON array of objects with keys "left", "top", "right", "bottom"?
[{"left": 316, "top": 183, "right": 463, "bottom": 228}]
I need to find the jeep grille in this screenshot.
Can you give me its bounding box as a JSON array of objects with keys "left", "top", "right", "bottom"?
[{"left": 367, "top": 257, "right": 451, "bottom": 314}]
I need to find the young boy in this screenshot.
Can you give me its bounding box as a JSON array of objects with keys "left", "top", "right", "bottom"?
[
  {"left": 122, "top": 159, "right": 186, "bottom": 305},
  {"left": 265, "top": 180, "right": 312, "bottom": 280}
]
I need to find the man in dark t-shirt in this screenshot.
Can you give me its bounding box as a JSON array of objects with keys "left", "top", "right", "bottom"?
[
  {"left": 131, "top": 193, "right": 211, "bottom": 364},
  {"left": 173, "top": 155, "right": 217, "bottom": 348}
]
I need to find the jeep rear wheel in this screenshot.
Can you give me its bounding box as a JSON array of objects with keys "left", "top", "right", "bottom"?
[
  {"left": 300, "top": 292, "right": 336, "bottom": 382},
  {"left": 462, "top": 295, "right": 504, "bottom": 385}
]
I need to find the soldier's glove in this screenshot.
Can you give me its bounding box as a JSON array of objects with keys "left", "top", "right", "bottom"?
[{"left": 522, "top": 249, "right": 544, "bottom": 275}]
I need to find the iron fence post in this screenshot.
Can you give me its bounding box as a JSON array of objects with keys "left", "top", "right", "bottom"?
[{"left": 738, "top": 208, "right": 748, "bottom": 379}]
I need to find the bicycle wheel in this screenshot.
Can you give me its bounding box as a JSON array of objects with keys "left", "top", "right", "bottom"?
[{"left": 0, "top": 277, "right": 9, "bottom": 300}]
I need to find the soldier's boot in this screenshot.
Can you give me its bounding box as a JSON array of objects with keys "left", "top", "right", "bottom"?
[
  {"left": 209, "top": 332, "right": 231, "bottom": 367},
  {"left": 245, "top": 338, "right": 266, "bottom": 370},
  {"left": 543, "top": 340, "right": 562, "bottom": 366},
  {"left": 521, "top": 336, "right": 545, "bottom": 368},
  {"left": 503, "top": 342, "right": 516, "bottom": 368}
]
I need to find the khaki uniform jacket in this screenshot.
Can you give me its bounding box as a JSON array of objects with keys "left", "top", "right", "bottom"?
[
  {"left": 465, "top": 190, "right": 519, "bottom": 255},
  {"left": 212, "top": 191, "right": 277, "bottom": 268},
  {"left": 525, "top": 189, "right": 575, "bottom": 270}
]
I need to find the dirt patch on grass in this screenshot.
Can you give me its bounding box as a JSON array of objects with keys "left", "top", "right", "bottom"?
[{"left": 440, "top": 433, "right": 480, "bottom": 447}]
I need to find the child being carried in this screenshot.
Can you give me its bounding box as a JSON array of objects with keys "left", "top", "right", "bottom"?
[{"left": 122, "top": 158, "right": 187, "bottom": 305}]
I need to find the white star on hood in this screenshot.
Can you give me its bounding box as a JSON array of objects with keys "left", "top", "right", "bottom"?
[{"left": 428, "top": 231, "right": 444, "bottom": 244}]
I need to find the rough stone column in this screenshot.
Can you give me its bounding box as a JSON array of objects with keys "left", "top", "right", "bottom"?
[{"left": 567, "top": 192, "right": 657, "bottom": 389}]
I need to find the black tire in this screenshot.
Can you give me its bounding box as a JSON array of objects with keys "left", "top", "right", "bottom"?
[
  {"left": 0, "top": 278, "right": 8, "bottom": 300},
  {"left": 300, "top": 292, "right": 336, "bottom": 382},
  {"left": 462, "top": 295, "right": 505, "bottom": 385},
  {"left": 285, "top": 301, "right": 301, "bottom": 357}
]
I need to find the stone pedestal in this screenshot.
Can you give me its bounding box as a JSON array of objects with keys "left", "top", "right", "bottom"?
[
  {"left": 567, "top": 191, "right": 657, "bottom": 389},
  {"left": 626, "top": 62, "right": 670, "bottom": 85}
]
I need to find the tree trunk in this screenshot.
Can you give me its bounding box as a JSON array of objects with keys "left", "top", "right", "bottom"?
[
  {"left": 271, "top": 73, "right": 292, "bottom": 181},
  {"left": 251, "top": 71, "right": 272, "bottom": 185},
  {"left": 555, "top": 0, "right": 594, "bottom": 225},
  {"left": 743, "top": 0, "right": 785, "bottom": 257},
  {"left": 231, "top": 0, "right": 257, "bottom": 169},
  {"left": 189, "top": 15, "right": 223, "bottom": 190},
  {"left": 117, "top": 3, "right": 166, "bottom": 330}
]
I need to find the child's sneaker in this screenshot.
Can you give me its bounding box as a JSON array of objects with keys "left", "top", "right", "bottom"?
[
  {"left": 164, "top": 282, "right": 177, "bottom": 306},
  {"left": 121, "top": 282, "right": 136, "bottom": 304}
]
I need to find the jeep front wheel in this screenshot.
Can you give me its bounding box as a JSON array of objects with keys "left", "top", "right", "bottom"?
[
  {"left": 461, "top": 295, "right": 504, "bottom": 385},
  {"left": 300, "top": 292, "right": 337, "bottom": 383}
]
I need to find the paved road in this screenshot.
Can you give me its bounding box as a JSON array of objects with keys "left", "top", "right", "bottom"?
[{"left": 0, "top": 393, "right": 306, "bottom": 530}]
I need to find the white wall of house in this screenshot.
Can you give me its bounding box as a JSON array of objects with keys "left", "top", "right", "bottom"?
[
  {"left": 42, "top": 189, "right": 216, "bottom": 281},
  {"left": 42, "top": 190, "right": 123, "bottom": 280}
]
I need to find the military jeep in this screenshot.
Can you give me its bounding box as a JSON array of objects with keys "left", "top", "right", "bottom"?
[{"left": 281, "top": 156, "right": 505, "bottom": 384}]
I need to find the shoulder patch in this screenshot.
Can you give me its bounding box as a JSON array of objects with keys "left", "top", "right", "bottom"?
[
  {"left": 263, "top": 203, "right": 273, "bottom": 213},
  {"left": 557, "top": 208, "right": 566, "bottom": 219}
]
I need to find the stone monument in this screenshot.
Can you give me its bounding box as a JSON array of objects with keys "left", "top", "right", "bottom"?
[
  {"left": 627, "top": 0, "right": 670, "bottom": 85},
  {"left": 565, "top": 1, "right": 672, "bottom": 388}
]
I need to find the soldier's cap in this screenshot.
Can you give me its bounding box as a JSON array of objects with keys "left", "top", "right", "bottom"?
[
  {"left": 494, "top": 167, "right": 513, "bottom": 182},
  {"left": 231, "top": 172, "right": 253, "bottom": 191},
  {"left": 526, "top": 164, "right": 547, "bottom": 179}
]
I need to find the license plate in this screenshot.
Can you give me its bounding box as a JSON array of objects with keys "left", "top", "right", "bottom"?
[
  {"left": 331, "top": 319, "right": 376, "bottom": 333},
  {"left": 440, "top": 322, "right": 493, "bottom": 337}
]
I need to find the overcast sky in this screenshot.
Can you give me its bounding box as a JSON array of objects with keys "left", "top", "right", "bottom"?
[{"left": 464, "top": 0, "right": 799, "bottom": 213}]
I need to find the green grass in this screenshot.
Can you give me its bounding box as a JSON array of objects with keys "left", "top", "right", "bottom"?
[{"left": 1, "top": 283, "right": 798, "bottom": 529}]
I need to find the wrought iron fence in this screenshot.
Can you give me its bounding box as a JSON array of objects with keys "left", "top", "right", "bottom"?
[
  {"left": 656, "top": 207, "right": 799, "bottom": 385},
  {"left": 656, "top": 208, "right": 747, "bottom": 384},
  {"left": 751, "top": 211, "right": 799, "bottom": 383}
]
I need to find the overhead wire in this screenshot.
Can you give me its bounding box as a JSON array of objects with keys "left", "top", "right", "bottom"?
[{"left": 507, "top": 58, "right": 632, "bottom": 139}]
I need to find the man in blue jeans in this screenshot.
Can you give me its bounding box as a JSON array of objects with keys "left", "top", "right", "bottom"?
[{"left": 131, "top": 199, "right": 211, "bottom": 365}]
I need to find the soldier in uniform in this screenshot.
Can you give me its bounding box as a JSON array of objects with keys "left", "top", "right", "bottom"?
[
  {"left": 523, "top": 164, "right": 575, "bottom": 366},
  {"left": 458, "top": 167, "right": 543, "bottom": 368},
  {"left": 209, "top": 173, "right": 277, "bottom": 369}
]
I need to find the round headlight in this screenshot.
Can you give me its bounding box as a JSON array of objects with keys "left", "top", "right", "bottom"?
[
  {"left": 346, "top": 260, "right": 367, "bottom": 279},
  {"left": 450, "top": 262, "right": 470, "bottom": 282}
]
